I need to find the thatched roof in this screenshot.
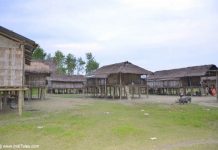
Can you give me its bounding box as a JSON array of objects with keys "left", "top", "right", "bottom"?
[
  {"left": 42, "top": 60, "right": 57, "bottom": 73},
  {"left": 0, "top": 26, "right": 38, "bottom": 65},
  {"left": 88, "top": 61, "right": 152, "bottom": 78},
  {"left": 48, "top": 74, "right": 86, "bottom": 82},
  {"left": 149, "top": 64, "right": 217, "bottom": 80},
  {"left": 25, "top": 61, "right": 51, "bottom": 74}
]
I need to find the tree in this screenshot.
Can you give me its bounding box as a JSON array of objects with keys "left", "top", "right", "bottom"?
[
  {"left": 65, "top": 53, "right": 76, "bottom": 75},
  {"left": 32, "top": 46, "right": 46, "bottom": 60},
  {"left": 53, "top": 50, "right": 65, "bottom": 74},
  {"left": 45, "top": 53, "right": 53, "bottom": 61},
  {"left": 76, "top": 57, "right": 85, "bottom": 75},
  {"left": 85, "top": 52, "right": 99, "bottom": 74}
]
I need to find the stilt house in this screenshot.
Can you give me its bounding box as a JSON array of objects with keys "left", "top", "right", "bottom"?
[
  {"left": 25, "top": 61, "right": 51, "bottom": 100},
  {"left": 148, "top": 64, "right": 218, "bottom": 96},
  {"left": 86, "top": 61, "right": 152, "bottom": 99},
  {"left": 0, "top": 26, "right": 37, "bottom": 115},
  {"left": 47, "top": 74, "right": 86, "bottom": 94}
]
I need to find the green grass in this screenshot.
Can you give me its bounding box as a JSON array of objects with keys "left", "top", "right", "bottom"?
[{"left": 0, "top": 100, "right": 218, "bottom": 150}]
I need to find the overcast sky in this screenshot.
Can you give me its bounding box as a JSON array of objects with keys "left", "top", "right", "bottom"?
[{"left": 0, "top": 0, "right": 218, "bottom": 71}]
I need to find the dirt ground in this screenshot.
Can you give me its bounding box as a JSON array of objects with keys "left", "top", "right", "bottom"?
[
  {"left": 142, "top": 95, "right": 218, "bottom": 107},
  {"left": 24, "top": 94, "right": 218, "bottom": 113},
  {"left": 24, "top": 95, "right": 97, "bottom": 112}
]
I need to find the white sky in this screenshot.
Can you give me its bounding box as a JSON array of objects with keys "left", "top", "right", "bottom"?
[{"left": 0, "top": 0, "right": 218, "bottom": 71}]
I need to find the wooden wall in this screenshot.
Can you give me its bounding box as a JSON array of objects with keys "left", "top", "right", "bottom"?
[
  {"left": 107, "top": 74, "right": 141, "bottom": 85},
  {"left": 48, "top": 81, "right": 84, "bottom": 89},
  {"left": 148, "top": 80, "right": 181, "bottom": 88},
  {"left": 25, "top": 74, "right": 47, "bottom": 87},
  {"left": 86, "top": 78, "right": 105, "bottom": 86},
  {"left": 181, "top": 77, "right": 201, "bottom": 87},
  {"left": 0, "top": 35, "right": 24, "bottom": 87}
]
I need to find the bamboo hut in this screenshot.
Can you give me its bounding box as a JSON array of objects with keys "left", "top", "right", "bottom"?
[
  {"left": 25, "top": 61, "right": 51, "bottom": 100},
  {"left": 47, "top": 75, "right": 86, "bottom": 94},
  {"left": 0, "top": 26, "right": 37, "bottom": 115},
  {"left": 148, "top": 64, "right": 218, "bottom": 96},
  {"left": 86, "top": 61, "right": 152, "bottom": 99}
]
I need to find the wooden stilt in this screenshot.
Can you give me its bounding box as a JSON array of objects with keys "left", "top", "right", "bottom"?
[
  {"left": 105, "top": 78, "right": 107, "bottom": 97},
  {"left": 0, "top": 96, "right": 2, "bottom": 111},
  {"left": 18, "top": 90, "right": 23, "bottom": 116},
  {"left": 132, "top": 86, "right": 134, "bottom": 99},
  {"left": 113, "top": 87, "right": 115, "bottom": 99},
  {"left": 146, "top": 75, "right": 149, "bottom": 98},
  {"left": 120, "top": 73, "right": 122, "bottom": 100},
  {"left": 38, "top": 88, "right": 40, "bottom": 99},
  {"left": 3, "top": 92, "right": 7, "bottom": 107},
  {"left": 28, "top": 88, "right": 31, "bottom": 101},
  {"left": 139, "top": 86, "right": 141, "bottom": 98},
  {"left": 44, "top": 88, "right": 47, "bottom": 100},
  {"left": 216, "top": 71, "right": 218, "bottom": 101}
]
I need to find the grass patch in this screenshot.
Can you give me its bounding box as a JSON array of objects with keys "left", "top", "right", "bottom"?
[{"left": 0, "top": 100, "right": 218, "bottom": 150}]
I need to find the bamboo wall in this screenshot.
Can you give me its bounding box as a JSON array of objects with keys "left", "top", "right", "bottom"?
[
  {"left": 0, "top": 35, "right": 24, "bottom": 87},
  {"left": 107, "top": 74, "right": 141, "bottom": 85},
  {"left": 25, "top": 74, "right": 47, "bottom": 87},
  {"left": 148, "top": 80, "right": 181, "bottom": 88},
  {"left": 48, "top": 81, "right": 84, "bottom": 89},
  {"left": 86, "top": 78, "right": 105, "bottom": 86},
  {"left": 181, "top": 77, "right": 201, "bottom": 87}
]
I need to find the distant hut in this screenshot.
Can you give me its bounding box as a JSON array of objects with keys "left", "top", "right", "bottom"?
[
  {"left": 47, "top": 74, "right": 86, "bottom": 94},
  {"left": 25, "top": 61, "right": 51, "bottom": 100},
  {"left": 0, "top": 26, "right": 37, "bottom": 115},
  {"left": 86, "top": 61, "right": 152, "bottom": 99},
  {"left": 148, "top": 64, "right": 218, "bottom": 96}
]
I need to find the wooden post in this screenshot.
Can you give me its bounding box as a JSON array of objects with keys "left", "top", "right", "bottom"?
[
  {"left": 189, "top": 77, "right": 193, "bottom": 96},
  {"left": 0, "top": 96, "right": 2, "bottom": 111},
  {"left": 120, "top": 73, "right": 122, "bottom": 100},
  {"left": 37, "top": 88, "right": 40, "bottom": 99},
  {"left": 104, "top": 78, "right": 107, "bottom": 97},
  {"left": 214, "top": 71, "right": 217, "bottom": 99},
  {"left": 44, "top": 88, "right": 47, "bottom": 100},
  {"left": 28, "top": 88, "right": 31, "bottom": 101},
  {"left": 3, "top": 92, "right": 7, "bottom": 107},
  {"left": 146, "top": 75, "right": 149, "bottom": 98},
  {"left": 139, "top": 86, "right": 141, "bottom": 98},
  {"left": 113, "top": 87, "right": 115, "bottom": 99},
  {"left": 132, "top": 86, "right": 134, "bottom": 99},
  {"left": 40, "top": 88, "right": 42, "bottom": 99},
  {"left": 18, "top": 90, "right": 23, "bottom": 116},
  {"left": 30, "top": 88, "right": 32, "bottom": 99}
]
